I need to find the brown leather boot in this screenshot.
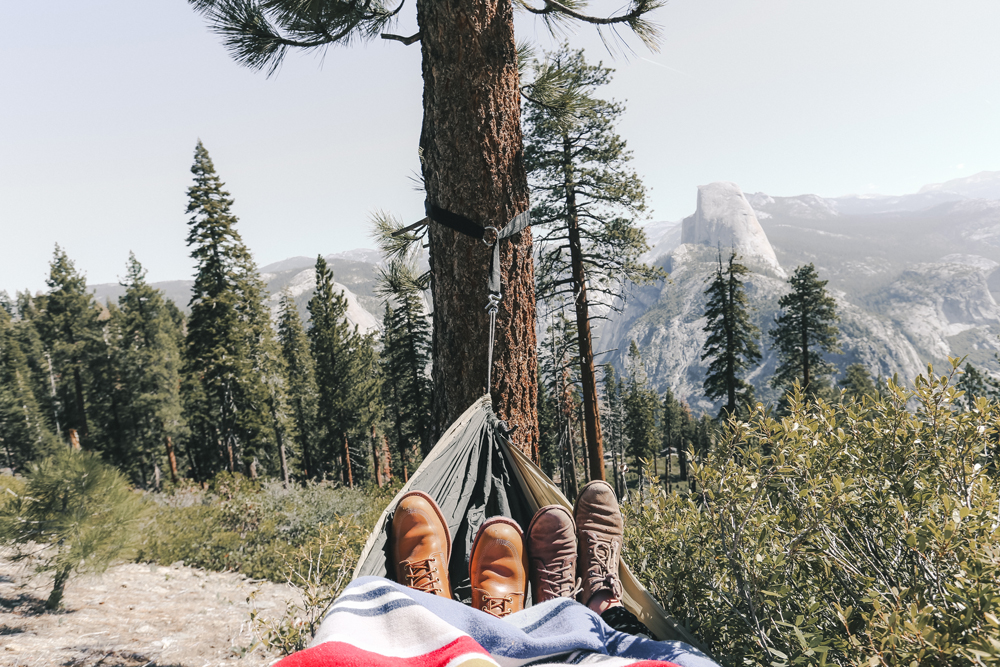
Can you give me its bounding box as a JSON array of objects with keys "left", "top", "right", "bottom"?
[
  {"left": 391, "top": 490, "right": 452, "bottom": 599},
  {"left": 469, "top": 517, "right": 528, "bottom": 618},
  {"left": 574, "top": 480, "right": 624, "bottom": 607},
  {"left": 527, "top": 505, "right": 578, "bottom": 603}
]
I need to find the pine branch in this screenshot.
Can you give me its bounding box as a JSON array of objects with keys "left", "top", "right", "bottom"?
[{"left": 381, "top": 31, "right": 420, "bottom": 44}]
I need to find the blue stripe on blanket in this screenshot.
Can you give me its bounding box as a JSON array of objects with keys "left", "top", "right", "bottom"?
[{"left": 327, "top": 597, "right": 419, "bottom": 617}]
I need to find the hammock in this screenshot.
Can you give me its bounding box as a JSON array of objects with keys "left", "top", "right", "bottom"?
[{"left": 354, "top": 395, "right": 708, "bottom": 654}]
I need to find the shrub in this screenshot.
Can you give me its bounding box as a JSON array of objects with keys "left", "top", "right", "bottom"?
[
  {"left": 0, "top": 449, "right": 146, "bottom": 609},
  {"left": 624, "top": 360, "right": 1000, "bottom": 666}
]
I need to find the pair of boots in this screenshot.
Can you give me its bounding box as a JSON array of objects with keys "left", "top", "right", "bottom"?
[{"left": 391, "top": 480, "right": 624, "bottom": 619}]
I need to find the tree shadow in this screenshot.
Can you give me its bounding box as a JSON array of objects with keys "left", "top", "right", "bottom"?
[
  {"left": 0, "top": 590, "right": 71, "bottom": 617},
  {"left": 61, "top": 649, "right": 186, "bottom": 667}
]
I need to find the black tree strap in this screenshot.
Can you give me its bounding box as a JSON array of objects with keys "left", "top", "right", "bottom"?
[
  {"left": 424, "top": 200, "right": 531, "bottom": 296},
  {"left": 424, "top": 200, "right": 532, "bottom": 391}
]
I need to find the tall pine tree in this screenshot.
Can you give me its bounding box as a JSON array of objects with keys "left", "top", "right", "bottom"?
[
  {"left": 277, "top": 290, "right": 319, "bottom": 480},
  {"left": 183, "top": 141, "right": 278, "bottom": 478},
  {"left": 308, "top": 255, "right": 380, "bottom": 486},
  {"left": 769, "top": 263, "right": 841, "bottom": 401},
  {"left": 0, "top": 305, "right": 58, "bottom": 469},
  {"left": 35, "top": 246, "right": 100, "bottom": 448},
  {"left": 701, "top": 251, "right": 761, "bottom": 418},
  {"left": 623, "top": 341, "right": 659, "bottom": 480},
  {"left": 526, "top": 46, "right": 661, "bottom": 481},
  {"left": 190, "top": 0, "right": 664, "bottom": 459},
  {"left": 106, "top": 254, "right": 186, "bottom": 485}
]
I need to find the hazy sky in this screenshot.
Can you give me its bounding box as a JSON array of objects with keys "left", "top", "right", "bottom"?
[{"left": 3, "top": 0, "right": 999, "bottom": 294}]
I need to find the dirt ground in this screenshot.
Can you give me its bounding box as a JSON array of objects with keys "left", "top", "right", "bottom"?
[{"left": 0, "top": 554, "right": 302, "bottom": 667}]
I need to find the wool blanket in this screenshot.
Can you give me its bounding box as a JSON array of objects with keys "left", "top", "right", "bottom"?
[{"left": 275, "top": 577, "right": 719, "bottom": 667}]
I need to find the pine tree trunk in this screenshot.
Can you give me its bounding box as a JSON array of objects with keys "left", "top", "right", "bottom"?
[
  {"left": 565, "top": 420, "right": 579, "bottom": 500},
  {"left": 343, "top": 432, "right": 353, "bottom": 488},
  {"left": 371, "top": 426, "right": 382, "bottom": 488},
  {"left": 165, "top": 436, "right": 179, "bottom": 484},
  {"left": 417, "top": 0, "right": 537, "bottom": 460},
  {"left": 563, "top": 135, "right": 606, "bottom": 482},
  {"left": 381, "top": 434, "right": 393, "bottom": 484},
  {"left": 46, "top": 564, "right": 72, "bottom": 609},
  {"left": 577, "top": 400, "right": 590, "bottom": 483},
  {"left": 269, "top": 400, "right": 290, "bottom": 488}
]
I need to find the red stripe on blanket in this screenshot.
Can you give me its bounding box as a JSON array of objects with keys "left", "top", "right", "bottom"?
[{"left": 273, "top": 636, "right": 494, "bottom": 667}]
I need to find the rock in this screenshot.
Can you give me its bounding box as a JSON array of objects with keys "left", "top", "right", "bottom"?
[{"left": 681, "top": 182, "right": 785, "bottom": 277}]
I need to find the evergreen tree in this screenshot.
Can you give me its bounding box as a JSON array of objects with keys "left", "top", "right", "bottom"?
[
  {"left": 701, "top": 251, "right": 761, "bottom": 417},
  {"left": 601, "top": 364, "right": 627, "bottom": 497},
  {"left": 103, "top": 254, "right": 186, "bottom": 485},
  {"left": 539, "top": 310, "right": 583, "bottom": 497},
  {"left": 377, "top": 260, "right": 432, "bottom": 477},
  {"left": 956, "top": 362, "right": 993, "bottom": 411},
  {"left": 839, "top": 363, "right": 878, "bottom": 404},
  {"left": 526, "top": 45, "right": 661, "bottom": 481},
  {"left": 190, "top": 0, "right": 663, "bottom": 460},
  {"left": 769, "top": 264, "right": 841, "bottom": 400},
  {"left": 623, "top": 341, "right": 658, "bottom": 477},
  {"left": 308, "top": 255, "right": 380, "bottom": 486},
  {"left": 660, "top": 387, "right": 690, "bottom": 486},
  {"left": 277, "top": 290, "right": 319, "bottom": 479},
  {"left": 536, "top": 368, "right": 560, "bottom": 480},
  {"left": 35, "top": 246, "right": 100, "bottom": 447},
  {"left": 0, "top": 306, "right": 58, "bottom": 469},
  {"left": 183, "top": 141, "right": 278, "bottom": 478}
]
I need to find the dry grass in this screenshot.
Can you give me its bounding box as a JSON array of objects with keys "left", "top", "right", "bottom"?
[{"left": 0, "top": 551, "right": 301, "bottom": 667}]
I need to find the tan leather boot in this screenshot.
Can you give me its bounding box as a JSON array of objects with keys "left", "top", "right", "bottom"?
[
  {"left": 469, "top": 517, "right": 528, "bottom": 618},
  {"left": 527, "top": 505, "right": 579, "bottom": 603},
  {"left": 391, "top": 490, "right": 452, "bottom": 599},
  {"left": 574, "top": 480, "right": 624, "bottom": 606}
]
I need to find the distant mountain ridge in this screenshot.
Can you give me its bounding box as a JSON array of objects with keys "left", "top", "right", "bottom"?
[{"left": 87, "top": 171, "right": 1000, "bottom": 412}]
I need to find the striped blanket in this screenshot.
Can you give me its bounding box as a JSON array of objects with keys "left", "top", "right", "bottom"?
[{"left": 275, "top": 577, "right": 718, "bottom": 667}]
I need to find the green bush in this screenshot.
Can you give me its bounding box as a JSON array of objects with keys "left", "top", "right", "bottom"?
[
  {"left": 0, "top": 449, "right": 147, "bottom": 609},
  {"left": 625, "top": 360, "right": 1000, "bottom": 666},
  {"left": 137, "top": 473, "right": 396, "bottom": 582}
]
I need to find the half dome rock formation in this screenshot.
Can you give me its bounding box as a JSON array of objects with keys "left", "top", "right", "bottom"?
[{"left": 681, "top": 182, "right": 785, "bottom": 276}]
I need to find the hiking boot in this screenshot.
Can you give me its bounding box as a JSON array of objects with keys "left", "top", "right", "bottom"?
[
  {"left": 574, "top": 480, "right": 624, "bottom": 606},
  {"left": 527, "top": 505, "right": 579, "bottom": 603},
  {"left": 391, "top": 490, "right": 452, "bottom": 599},
  {"left": 470, "top": 517, "right": 528, "bottom": 618}
]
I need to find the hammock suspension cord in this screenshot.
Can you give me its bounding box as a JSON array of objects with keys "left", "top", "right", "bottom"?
[{"left": 422, "top": 201, "right": 532, "bottom": 393}]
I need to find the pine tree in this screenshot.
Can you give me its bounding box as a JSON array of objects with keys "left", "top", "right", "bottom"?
[
  {"left": 769, "top": 264, "right": 841, "bottom": 400},
  {"left": 0, "top": 306, "right": 58, "bottom": 469},
  {"left": 277, "top": 290, "right": 319, "bottom": 480},
  {"left": 701, "top": 251, "right": 761, "bottom": 418},
  {"left": 623, "top": 341, "right": 658, "bottom": 480},
  {"left": 308, "top": 255, "right": 380, "bottom": 486},
  {"left": 183, "top": 141, "right": 278, "bottom": 478},
  {"left": 660, "top": 387, "right": 690, "bottom": 488},
  {"left": 956, "top": 363, "right": 993, "bottom": 410},
  {"left": 839, "top": 363, "right": 877, "bottom": 404},
  {"left": 190, "top": 0, "right": 664, "bottom": 459},
  {"left": 102, "top": 254, "right": 186, "bottom": 486},
  {"left": 377, "top": 261, "right": 432, "bottom": 477},
  {"left": 526, "top": 46, "right": 661, "bottom": 481},
  {"left": 539, "top": 310, "right": 583, "bottom": 498},
  {"left": 601, "top": 364, "right": 627, "bottom": 497},
  {"left": 35, "top": 246, "right": 100, "bottom": 447}
]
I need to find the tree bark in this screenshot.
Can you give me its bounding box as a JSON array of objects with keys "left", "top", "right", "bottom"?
[
  {"left": 371, "top": 425, "right": 382, "bottom": 488},
  {"left": 417, "top": 0, "right": 538, "bottom": 460},
  {"left": 165, "top": 436, "right": 179, "bottom": 484},
  {"left": 343, "top": 432, "right": 354, "bottom": 488},
  {"left": 46, "top": 565, "right": 72, "bottom": 610},
  {"left": 562, "top": 135, "right": 606, "bottom": 482}
]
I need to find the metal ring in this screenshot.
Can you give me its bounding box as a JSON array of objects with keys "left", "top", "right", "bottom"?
[{"left": 482, "top": 226, "right": 499, "bottom": 246}]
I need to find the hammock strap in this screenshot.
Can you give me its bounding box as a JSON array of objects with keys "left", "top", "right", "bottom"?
[{"left": 424, "top": 200, "right": 532, "bottom": 391}]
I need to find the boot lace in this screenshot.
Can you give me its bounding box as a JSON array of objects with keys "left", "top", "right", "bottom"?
[
  {"left": 401, "top": 558, "right": 444, "bottom": 595},
  {"left": 585, "top": 538, "right": 623, "bottom": 599},
  {"left": 534, "top": 558, "right": 582, "bottom": 600},
  {"left": 480, "top": 593, "right": 516, "bottom": 618}
]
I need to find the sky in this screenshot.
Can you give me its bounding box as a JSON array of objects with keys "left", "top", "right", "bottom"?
[{"left": 3, "top": 0, "right": 1000, "bottom": 294}]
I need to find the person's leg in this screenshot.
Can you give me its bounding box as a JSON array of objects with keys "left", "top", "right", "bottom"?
[
  {"left": 391, "top": 490, "right": 453, "bottom": 598},
  {"left": 469, "top": 517, "right": 528, "bottom": 617},
  {"left": 574, "top": 480, "right": 653, "bottom": 637}
]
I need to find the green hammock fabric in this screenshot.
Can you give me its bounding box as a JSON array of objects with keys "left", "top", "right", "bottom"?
[{"left": 353, "top": 395, "right": 707, "bottom": 653}]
